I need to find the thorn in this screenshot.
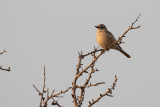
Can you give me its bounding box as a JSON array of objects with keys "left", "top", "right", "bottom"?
[
  {"left": 115, "top": 75, "right": 117, "bottom": 79},
  {"left": 94, "top": 46, "right": 96, "bottom": 49},
  {"left": 81, "top": 51, "right": 83, "bottom": 55},
  {"left": 78, "top": 51, "right": 80, "bottom": 55},
  {"left": 84, "top": 71, "right": 88, "bottom": 73},
  {"left": 71, "top": 94, "right": 74, "bottom": 98},
  {"left": 8, "top": 67, "right": 11, "bottom": 71}
]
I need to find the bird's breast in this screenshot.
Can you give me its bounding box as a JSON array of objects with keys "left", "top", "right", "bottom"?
[{"left": 96, "top": 32, "right": 108, "bottom": 49}]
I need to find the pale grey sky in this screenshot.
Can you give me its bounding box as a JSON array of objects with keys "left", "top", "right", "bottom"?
[{"left": 0, "top": 0, "right": 160, "bottom": 107}]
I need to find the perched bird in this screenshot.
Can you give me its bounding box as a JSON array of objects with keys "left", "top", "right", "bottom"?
[{"left": 95, "top": 24, "right": 130, "bottom": 58}]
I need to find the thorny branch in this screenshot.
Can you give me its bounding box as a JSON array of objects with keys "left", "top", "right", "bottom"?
[
  {"left": 33, "top": 66, "right": 71, "bottom": 107},
  {"left": 77, "top": 82, "right": 105, "bottom": 88},
  {"left": 109, "top": 14, "right": 141, "bottom": 48},
  {"left": 88, "top": 75, "right": 118, "bottom": 107},
  {"left": 72, "top": 14, "right": 141, "bottom": 107}
]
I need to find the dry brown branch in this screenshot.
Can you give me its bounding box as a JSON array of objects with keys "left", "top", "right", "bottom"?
[
  {"left": 43, "top": 87, "right": 71, "bottom": 107},
  {"left": 72, "top": 48, "right": 106, "bottom": 107},
  {"left": 88, "top": 75, "right": 118, "bottom": 107},
  {"left": 108, "top": 14, "right": 141, "bottom": 49},
  {"left": 33, "top": 66, "right": 71, "bottom": 107},
  {"left": 77, "top": 82, "right": 105, "bottom": 88},
  {"left": 33, "top": 84, "right": 41, "bottom": 95},
  {"left": 71, "top": 14, "right": 141, "bottom": 107}
]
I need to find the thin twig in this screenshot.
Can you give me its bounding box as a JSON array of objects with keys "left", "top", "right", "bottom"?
[
  {"left": 33, "top": 84, "right": 42, "bottom": 95},
  {"left": 39, "top": 65, "right": 46, "bottom": 107},
  {"left": 77, "top": 82, "right": 105, "bottom": 88}
]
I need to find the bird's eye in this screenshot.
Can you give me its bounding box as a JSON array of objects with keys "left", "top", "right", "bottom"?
[{"left": 100, "top": 27, "right": 104, "bottom": 29}]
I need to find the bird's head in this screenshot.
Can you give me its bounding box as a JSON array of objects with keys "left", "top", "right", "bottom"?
[{"left": 95, "top": 24, "right": 108, "bottom": 32}]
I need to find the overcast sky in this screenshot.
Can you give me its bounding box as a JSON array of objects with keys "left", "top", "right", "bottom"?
[{"left": 0, "top": 0, "right": 160, "bottom": 107}]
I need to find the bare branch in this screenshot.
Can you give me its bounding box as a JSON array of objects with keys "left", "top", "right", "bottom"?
[
  {"left": 88, "top": 76, "right": 118, "bottom": 107},
  {"left": 43, "top": 87, "right": 71, "bottom": 107},
  {"left": 77, "top": 82, "right": 105, "bottom": 88},
  {"left": 37, "top": 65, "right": 47, "bottom": 107},
  {"left": 108, "top": 14, "right": 141, "bottom": 49},
  {"left": 77, "top": 50, "right": 99, "bottom": 107},
  {"left": 50, "top": 87, "right": 71, "bottom": 98},
  {"left": 33, "top": 66, "right": 71, "bottom": 107},
  {"left": 76, "top": 51, "right": 83, "bottom": 75},
  {"left": 81, "top": 48, "right": 102, "bottom": 58}
]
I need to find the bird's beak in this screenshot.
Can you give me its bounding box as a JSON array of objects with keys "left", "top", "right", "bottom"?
[{"left": 95, "top": 26, "right": 98, "bottom": 28}]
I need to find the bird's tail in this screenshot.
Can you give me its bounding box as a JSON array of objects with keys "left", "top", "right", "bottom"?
[{"left": 119, "top": 49, "right": 131, "bottom": 58}]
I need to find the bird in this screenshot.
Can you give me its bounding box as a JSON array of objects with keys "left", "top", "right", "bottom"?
[{"left": 95, "top": 24, "right": 130, "bottom": 58}]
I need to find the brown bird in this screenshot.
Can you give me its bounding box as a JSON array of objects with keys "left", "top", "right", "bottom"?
[{"left": 95, "top": 24, "right": 130, "bottom": 58}]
